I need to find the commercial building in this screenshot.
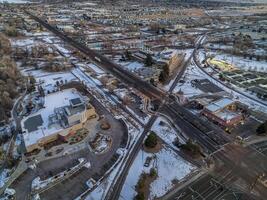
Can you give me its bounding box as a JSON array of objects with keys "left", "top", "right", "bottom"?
[
  {"left": 201, "top": 97, "right": 243, "bottom": 127},
  {"left": 158, "top": 49, "right": 184, "bottom": 77},
  {"left": 21, "top": 88, "right": 96, "bottom": 152}
]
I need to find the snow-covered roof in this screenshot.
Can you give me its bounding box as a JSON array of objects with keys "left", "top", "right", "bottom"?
[
  {"left": 205, "top": 97, "right": 234, "bottom": 113},
  {"left": 215, "top": 110, "right": 240, "bottom": 121},
  {"left": 21, "top": 89, "right": 84, "bottom": 147},
  {"left": 160, "top": 49, "right": 179, "bottom": 60}
]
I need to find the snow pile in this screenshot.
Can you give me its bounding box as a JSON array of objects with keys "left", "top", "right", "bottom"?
[{"left": 0, "top": 169, "right": 10, "bottom": 188}]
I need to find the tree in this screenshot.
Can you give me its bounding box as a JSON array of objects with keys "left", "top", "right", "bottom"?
[
  {"left": 125, "top": 50, "right": 132, "bottom": 60},
  {"left": 144, "top": 131, "right": 158, "bottom": 148},
  {"left": 4, "top": 26, "right": 19, "bottom": 37},
  {"left": 219, "top": 73, "right": 225, "bottom": 81},
  {"left": 144, "top": 54, "right": 153, "bottom": 66},
  {"left": 149, "top": 168, "right": 157, "bottom": 178},
  {"left": 150, "top": 78, "right": 155, "bottom": 86},
  {"left": 29, "top": 76, "right": 36, "bottom": 85},
  {"left": 256, "top": 121, "right": 267, "bottom": 135},
  {"left": 159, "top": 64, "right": 169, "bottom": 83},
  {"left": 181, "top": 139, "right": 201, "bottom": 155}
]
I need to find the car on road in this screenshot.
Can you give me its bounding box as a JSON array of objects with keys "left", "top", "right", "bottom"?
[{"left": 144, "top": 156, "right": 152, "bottom": 167}]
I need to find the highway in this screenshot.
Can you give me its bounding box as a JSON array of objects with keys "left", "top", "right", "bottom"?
[{"left": 25, "top": 11, "right": 267, "bottom": 200}]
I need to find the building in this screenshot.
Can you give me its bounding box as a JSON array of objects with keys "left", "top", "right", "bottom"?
[
  {"left": 201, "top": 97, "right": 242, "bottom": 127},
  {"left": 158, "top": 49, "right": 184, "bottom": 77},
  {"left": 21, "top": 88, "right": 96, "bottom": 152}
]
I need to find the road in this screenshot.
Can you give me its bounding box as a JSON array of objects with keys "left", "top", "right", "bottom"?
[
  {"left": 25, "top": 12, "right": 267, "bottom": 200},
  {"left": 166, "top": 172, "right": 258, "bottom": 200}
]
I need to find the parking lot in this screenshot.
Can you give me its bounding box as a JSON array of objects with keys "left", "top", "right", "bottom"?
[{"left": 193, "top": 79, "right": 223, "bottom": 93}]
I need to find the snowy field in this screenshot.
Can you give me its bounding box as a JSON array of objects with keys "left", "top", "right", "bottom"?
[
  {"left": 120, "top": 145, "right": 195, "bottom": 200},
  {"left": 214, "top": 54, "right": 267, "bottom": 73},
  {"left": 173, "top": 65, "right": 206, "bottom": 97},
  {"left": 151, "top": 117, "right": 186, "bottom": 148},
  {"left": 149, "top": 146, "right": 196, "bottom": 199}
]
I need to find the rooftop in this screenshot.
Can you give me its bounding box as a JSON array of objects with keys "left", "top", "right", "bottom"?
[
  {"left": 21, "top": 88, "right": 86, "bottom": 147},
  {"left": 215, "top": 110, "right": 240, "bottom": 121},
  {"left": 205, "top": 98, "right": 234, "bottom": 113}
]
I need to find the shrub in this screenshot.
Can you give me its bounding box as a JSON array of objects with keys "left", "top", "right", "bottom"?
[
  {"left": 149, "top": 168, "right": 157, "bottom": 178},
  {"left": 144, "top": 54, "right": 153, "bottom": 66},
  {"left": 256, "top": 121, "right": 267, "bottom": 135},
  {"left": 181, "top": 139, "right": 201, "bottom": 155},
  {"left": 135, "top": 192, "right": 145, "bottom": 200}
]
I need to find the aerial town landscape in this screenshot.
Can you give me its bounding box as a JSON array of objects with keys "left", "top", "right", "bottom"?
[{"left": 0, "top": 0, "right": 266, "bottom": 200}]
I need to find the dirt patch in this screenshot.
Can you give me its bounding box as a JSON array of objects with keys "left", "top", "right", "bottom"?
[
  {"left": 180, "top": 148, "right": 203, "bottom": 160},
  {"left": 135, "top": 169, "right": 158, "bottom": 200},
  {"left": 184, "top": 8, "right": 205, "bottom": 17}
]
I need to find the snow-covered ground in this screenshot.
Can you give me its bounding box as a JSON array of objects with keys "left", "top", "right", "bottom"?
[
  {"left": 120, "top": 145, "right": 196, "bottom": 200},
  {"left": 21, "top": 67, "right": 76, "bottom": 93},
  {"left": 11, "top": 38, "right": 36, "bottom": 47},
  {"left": 123, "top": 61, "right": 144, "bottom": 72},
  {"left": 149, "top": 146, "right": 196, "bottom": 199},
  {"left": 36, "top": 72, "right": 76, "bottom": 93},
  {"left": 213, "top": 53, "right": 267, "bottom": 73},
  {"left": 151, "top": 117, "right": 186, "bottom": 149},
  {"left": 173, "top": 65, "right": 206, "bottom": 98},
  {"left": 120, "top": 150, "right": 154, "bottom": 200}
]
